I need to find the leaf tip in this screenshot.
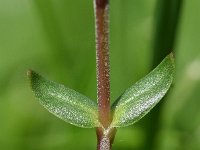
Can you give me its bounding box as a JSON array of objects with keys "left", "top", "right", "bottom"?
[
  {"left": 169, "top": 52, "right": 175, "bottom": 62},
  {"left": 27, "top": 70, "right": 40, "bottom": 91},
  {"left": 27, "top": 69, "right": 33, "bottom": 85},
  {"left": 27, "top": 69, "right": 33, "bottom": 78}
]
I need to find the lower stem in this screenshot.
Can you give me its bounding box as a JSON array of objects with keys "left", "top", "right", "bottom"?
[{"left": 96, "top": 128, "right": 116, "bottom": 150}]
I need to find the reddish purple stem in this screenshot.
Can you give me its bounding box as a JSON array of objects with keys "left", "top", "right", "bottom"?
[{"left": 94, "top": 0, "right": 116, "bottom": 150}]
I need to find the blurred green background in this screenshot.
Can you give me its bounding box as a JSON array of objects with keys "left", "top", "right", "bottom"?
[{"left": 0, "top": 0, "right": 200, "bottom": 150}]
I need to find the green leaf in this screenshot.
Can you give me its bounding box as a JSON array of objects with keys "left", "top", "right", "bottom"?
[
  {"left": 27, "top": 70, "right": 100, "bottom": 128},
  {"left": 111, "top": 53, "right": 175, "bottom": 127}
]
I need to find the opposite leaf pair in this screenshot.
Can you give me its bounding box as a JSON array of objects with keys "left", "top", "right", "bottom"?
[{"left": 28, "top": 53, "right": 175, "bottom": 129}]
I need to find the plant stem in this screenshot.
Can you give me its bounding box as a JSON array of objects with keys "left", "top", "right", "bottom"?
[
  {"left": 95, "top": 0, "right": 110, "bottom": 129},
  {"left": 94, "top": 0, "right": 115, "bottom": 150}
]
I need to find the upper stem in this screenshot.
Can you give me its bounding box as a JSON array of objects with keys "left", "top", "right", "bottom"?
[
  {"left": 95, "top": 0, "right": 111, "bottom": 128},
  {"left": 96, "top": 0, "right": 109, "bottom": 9}
]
